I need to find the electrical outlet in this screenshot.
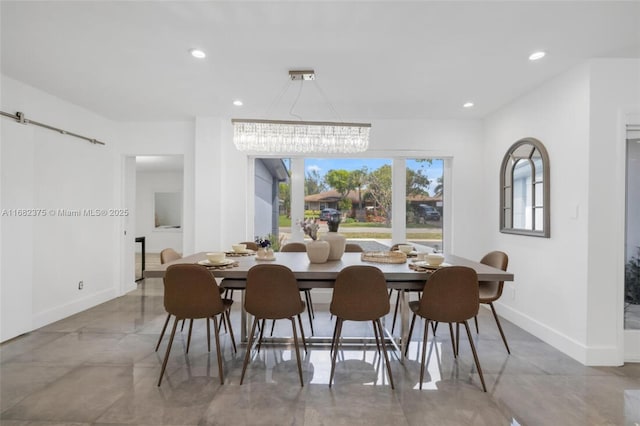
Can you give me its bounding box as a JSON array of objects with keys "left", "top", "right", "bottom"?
[{"left": 78, "top": 281, "right": 83, "bottom": 290}]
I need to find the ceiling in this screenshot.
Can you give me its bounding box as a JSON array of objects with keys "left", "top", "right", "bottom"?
[{"left": 2, "top": 1, "right": 639, "bottom": 122}]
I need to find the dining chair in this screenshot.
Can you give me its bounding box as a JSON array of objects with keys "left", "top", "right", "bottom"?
[
  {"left": 160, "top": 247, "right": 181, "bottom": 264},
  {"left": 280, "top": 242, "right": 315, "bottom": 335},
  {"left": 387, "top": 243, "right": 431, "bottom": 334},
  {"left": 405, "top": 266, "right": 487, "bottom": 391},
  {"left": 158, "top": 264, "right": 236, "bottom": 386},
  {"left": 476, "top": 251, "right": 510, "bottom": 353},
  {"left": 156, "top": 248, "right": 183, "bottom": 351},
  {"left": 329, "top": 265, "right": 394, "bottom": 389},
  {"left": 240, "top": 241, "right": 259, "bottom": 251},
  {"left": 344, "top": 243, "right": 364, "bottom": 252},
  {"left": 240, "top": 264, "right": 307, "bottom": 386}
]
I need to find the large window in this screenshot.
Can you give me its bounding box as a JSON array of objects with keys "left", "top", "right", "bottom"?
[{"left": 256, "top": 157, "right": 445, "bottom": 252}]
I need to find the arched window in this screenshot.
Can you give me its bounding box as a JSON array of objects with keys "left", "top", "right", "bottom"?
[{"left": 500, "top": 138, "right": 550, "bottom": 238}]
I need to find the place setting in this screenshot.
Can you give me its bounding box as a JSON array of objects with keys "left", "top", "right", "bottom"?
[
  {"left": 198, "top": 252, "right": 239, "bottom": 269},
  {"left": 409, "top": 253, "right": 450, "bottom": 271},
  {"left": 224, "top": 243, "right": 256, "bottom": 257}
]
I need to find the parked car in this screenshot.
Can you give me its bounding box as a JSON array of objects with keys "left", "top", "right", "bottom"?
[
  {"left": 416, "top": 204, "right": 441, "bottom": 221},
  {"left": 319, "top": 208, "right": 340, "bottom": 221}
]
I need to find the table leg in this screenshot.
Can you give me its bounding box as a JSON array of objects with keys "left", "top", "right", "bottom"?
[{"left": 400, "top": 289, "right": 409, "bottom": 362}]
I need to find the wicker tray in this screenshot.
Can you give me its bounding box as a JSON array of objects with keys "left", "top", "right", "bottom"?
[{"left": 361, "top": 251, "right": 407, "bottom": 264}]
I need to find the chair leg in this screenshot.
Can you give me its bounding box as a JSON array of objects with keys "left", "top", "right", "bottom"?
[
  {"left": 158, "top": 317, "right": 179, "bottom": 386},
  {"left": 419, "top": 319, "right": 430, "bottom": 390},
  {"left": 305, "top": 290, "right": 315, "bottom": 319},
  {"left": 390, "top": 290, "right": 400, "bottom": 334},
  {"left": 432, "top": 321, "right": 438, "bottom": 334},
  {"left": 212, "top": 315, "right": 224, "bottom": 385},
  {"left": 304, "top": 291, "right": 315, "bottom": 336},
  {"left": 376, "top": 319, "right": 394, "bottom": 389},
  {"left": 290, "top": 317, "right": 304, "bottom": 387},
  {"left": 474, "top": 315, "right": 479, "bottom": 333},
  {"left": 489, "top": 302, "right": 511, "bottom": 354},
  {"left": 463, "top": 320, "right": 487, "bottom": 392},
  {"left": 297, "top": 314, "right": 308, "bottom": 354},
  {"left": 404, "top": 313, "right": 416, "bottom": 357},
  {"left": 240, "top": 317, "right": 259, "bottom": 385},
  {"left": 225, "top": 310, "right": 237, "bottom": 353},
  {"left": 206, "top": 316, "right": 211, "bottom": 352},
  {"left": 181, "top": 318, "right": 186, "bottom": 331},
  {"left": 270, "top": 319, "right": 276, "bottom": 336},
  {"left": 448, "top": 323, "right": 456, "bottom": 358},
  {"left": 257, "top": 319, "right": 266, "bottom": 353},
  {"left": 329, "top": 318, "right": 343, "bottom": 388},
  {"left": 330, "top": 319, "right": 338, "bottom": 357},
  {"left": 372, "top": 320, "right": 382, "bottom": 354},
  {"left": 186, "top": 319, "right": 194, "bottom": 353},
  {"left": 456, "top": 322, "right": 460, "bottom": 357},
  {"left": 155, "top": 313, "right": 171, "bottom": 352}
]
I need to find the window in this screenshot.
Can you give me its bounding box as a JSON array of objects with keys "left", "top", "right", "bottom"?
[
  {"left": 500, "top": 138, "right": 550, "bottom": 237},
  {"left": 405, "top": 159, "right": 443, "bottom": 251}
]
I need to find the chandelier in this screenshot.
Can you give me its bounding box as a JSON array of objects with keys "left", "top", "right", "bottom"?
[{"left": 232, "top": 70, "right": 371, "bottom": 154}]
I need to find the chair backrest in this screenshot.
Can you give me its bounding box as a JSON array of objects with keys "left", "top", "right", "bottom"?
[
  {"left": 245, "top": 264, "right": 304, "bottom": 319},
  {"left": 281, "top": 242, "right": 307, "bottom": 252},
  {"left": 330, "top": 265, "right": 390, "bottom": 321},
  {"left": 163, "top": 264, "right": 224, "bottom": 319},
  {"left": 240, "top": 241, "right": 259, "bottom": 251},
  {"left": 479, "top": 251, "right": 509, "bottom": 298},
  {"left": 344, "top": 243, "right": 364, "bottom": 253},
  {"left": 418, "top": 266, "right": 479, "bottom": 323},
  {"left": 160, "top": 248, "right": 181, "bottom": 264}
]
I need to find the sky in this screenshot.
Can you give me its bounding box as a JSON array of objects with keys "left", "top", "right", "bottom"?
[{"left": 303, "top": 158, "right": 444, "bottom": 194}]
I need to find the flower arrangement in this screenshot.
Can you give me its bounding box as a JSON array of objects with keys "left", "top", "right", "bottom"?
[
  {"left": 298, "top": 218, "right": 319, "bottom": 241},
  {"left": 255, "top": 233, "right": 285, "bottom": 252},
  {"left": 255, "top": 236, "right": 272, "bottom": 248}
]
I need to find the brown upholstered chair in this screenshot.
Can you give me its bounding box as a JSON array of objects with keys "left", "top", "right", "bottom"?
[
  {"left": 157, "top": 264, "right": 235, "bottom": 386},
  {"left": 405, "top": 266, "right": 486, "bottom": 391},
  {"left": 239, "top": 241, "right": 259, "bottom": 251},
  {"left": 476, "top": 251, "right": 510, "bottom": 353},
  {"left": 160, "top": 248, "right": 181, "bottom": 264},
  {"left": 240, "top": 264, "right": 307, "bottom": 386},
  {"left": 329, "top": 265, "right": 394, "bottom": 389},
  {"left": 281, "top": 242, "right": 315, "bottom": 335},
  {"left": 344, "top": 243, "right": 364, "bottom": 252}
]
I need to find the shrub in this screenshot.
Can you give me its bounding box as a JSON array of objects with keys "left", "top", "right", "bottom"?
[{"left": 626, "top": 247, "right": 640, "bottom": 305}]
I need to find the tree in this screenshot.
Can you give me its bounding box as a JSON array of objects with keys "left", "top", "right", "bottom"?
[
  {"left": 366, "top": 165, "right": 393, "bottom": 225},
  {"left": 406, "top": 168, "right": 430, "bottom": 197},
  {"left": 433, "top": 176, "right": 443, "bottom": 196},
  {"left": 279, "top": 182, "right": 290, "bottom": 217},
  {"left": 305, "top": 169, "right": 327, "bottom": 195},
  {"left": 348, "top": 168, "right": 367, "bottom": 210},
  {"left": 325, "top": 169, "right": 351, "bottom": 198}
]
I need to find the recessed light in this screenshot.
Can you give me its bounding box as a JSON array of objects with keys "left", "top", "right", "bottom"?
[
  {"left": 233, "top": 100, "right": 243, "bottom": 107},
  {"left": 463, "top": 102, "right": 474, "bottom": 108},
  {"left": 189, "top": 48, "right": 206, "bottom": 59},
  {"left": 529, "top": 51, "right": 546, "bottom": 61}
]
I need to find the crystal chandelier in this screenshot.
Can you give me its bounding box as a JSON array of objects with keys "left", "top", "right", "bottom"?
[{"left": 232, "top": 70, "right": 371, "bottom": 154}]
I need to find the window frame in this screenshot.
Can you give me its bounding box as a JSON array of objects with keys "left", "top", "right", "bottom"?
[{"left": 500, "top": 137, "right": 550, "bottom": 238}]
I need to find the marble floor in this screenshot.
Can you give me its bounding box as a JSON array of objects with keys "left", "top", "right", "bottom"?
[{"left": 1, "top": 278, "right": 639, "bottom": 426}]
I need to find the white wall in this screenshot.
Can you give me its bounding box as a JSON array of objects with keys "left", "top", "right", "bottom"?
[
  {"left": 135, "top": 171, "right": 183, "bottom": 253},
  {"left": 587, "top": 59, "right": 640, "bottom": 363},
  {"left": 484, "top": 59, "right": 640, "bottom": 365},
  {"left": 1, "top": 75, "right": 120, "bottom": 341}
]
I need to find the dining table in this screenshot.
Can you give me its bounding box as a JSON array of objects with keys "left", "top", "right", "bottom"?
[{"left": 144, "top": 251, "right": 514, "bottom": 360}]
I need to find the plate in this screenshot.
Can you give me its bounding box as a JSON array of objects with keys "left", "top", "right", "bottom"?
[
  {"left": 255, "top": 255, "right": 276, "bottom": 261},
  {"left": 412, "top": 261, "right": 450, "bottom": 269},
  {"left": 198, "top": 259, "right": 235, "bottom": 267}
]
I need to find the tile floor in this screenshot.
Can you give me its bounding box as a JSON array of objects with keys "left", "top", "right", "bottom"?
[{"left": 1, "top": 277, "right": 639, "bottom": 426}]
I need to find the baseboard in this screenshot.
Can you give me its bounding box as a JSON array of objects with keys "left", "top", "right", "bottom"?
[
  {"left": 32, "top": 287, "right": 117, "bottom": 329},
  {"left": 494, "top": 301, "right": 620, "bottom": 366}
]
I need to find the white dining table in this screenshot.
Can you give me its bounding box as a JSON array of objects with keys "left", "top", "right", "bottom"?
[{"left": 145, "top": 251, "right": 514, "bottom": 359}]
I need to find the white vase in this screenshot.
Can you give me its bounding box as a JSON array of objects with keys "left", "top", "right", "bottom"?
[
  {"left": 322, "top": 232, "right": 346, "bottom": 260},
  {"left": 306, "top": 240, "right": 330, "bottom": 263}
]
